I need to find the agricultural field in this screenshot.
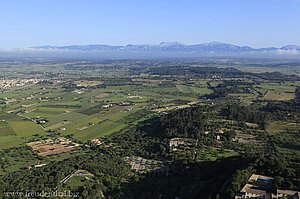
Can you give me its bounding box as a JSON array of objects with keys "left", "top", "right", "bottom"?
[
  {"left": 266, "top": 121, "right": 299, "bottom": 135},
  {"left": 1, "top": 61, "right": 299, "bottom": 151},
  {"left": 0, "top": 114, "right": 47, "bottom": 149},
  {"left": 263, "top": 90, "right": 295, "bottom": 101},
  {"left": 1, "top": 59, "right": 300, "bottom": 199},
  {"left": 176, "top": 84, "right": 213, "bottom": 95},
  {"left": 236, "top": 65, "right": 300, "bottom": 76}
]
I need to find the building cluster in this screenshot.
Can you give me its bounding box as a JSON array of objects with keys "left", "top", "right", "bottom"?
[
  {"left": 168, "top": 137, "right": 198, "bottom": 152},
  {"left": 235, "top": 174, "right": 300, "bottom": 199},
  {"left": 0, "top": 78, "right": 39, "bottom": 90},
  {"left": 90, "top": 138, "right": 103, "bottom": 146}
]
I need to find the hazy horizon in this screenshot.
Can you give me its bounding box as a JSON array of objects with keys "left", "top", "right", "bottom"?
[
  {"left": 1, "top": 0, "right": 300, "bottom": 49},
  {"left": 3, "top": 41, "right": 300, "bottom": 50}
]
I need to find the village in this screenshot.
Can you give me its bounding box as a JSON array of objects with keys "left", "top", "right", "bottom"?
[
  {"left": 235, "top": 174, "right": 300, "bottom": 199},
  {"left": 0, "top": 78, "right": 39, "bottom": 90}
]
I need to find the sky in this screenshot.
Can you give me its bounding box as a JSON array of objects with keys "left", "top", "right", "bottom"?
[{"left": 0, "top": 0, "right": 300, "bottom": 48}]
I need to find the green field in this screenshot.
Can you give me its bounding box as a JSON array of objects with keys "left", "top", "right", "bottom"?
[
  {"left": 197, "top": 147, "right": 239, "bottom": 161},
  {"left": 176, "top": 85, "right": 193, "bottom": 93},
  {"left": 236, "top": 66, "right": 300, "bottom": 76},
  {"left": 176, "top": 84, "right": 212, "bottom": 95},
  {"left": 190, "top": 86, "right": 213, "bottom": 95},
  {"left": 257, "top": 83, "right": 296, "bottom": 93},
  {"left": 44, "top": 112, "right": 88, "bottom": 127},
  {"left": 9, "top": 119, "right": 46, "bottom": 137},
  {"left": 0, "top": 125, "right": 16, "bottom": 136},
  {"left": 0, "top": 135, "right": 25, "bottom": 150},
  {"left": 73, "top": 120, "right": 127, "bottom": 141},
  {"left": 0, "top": 115, "right": 47, "bottom": 149}
]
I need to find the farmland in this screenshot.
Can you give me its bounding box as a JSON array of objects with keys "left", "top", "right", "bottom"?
[
  {"left": 0, "top": 59, "right": 299, "bottom": 150},
  {"left": 0, "top": 65, "right": 216, "bottom": 147},
  {"left": 0, "top": 59, "right": 300, "bottom": 198}
]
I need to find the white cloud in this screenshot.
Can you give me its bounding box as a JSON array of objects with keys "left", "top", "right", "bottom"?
[{"left": 275, "top": 49, "right": 300, "bottom": 55}]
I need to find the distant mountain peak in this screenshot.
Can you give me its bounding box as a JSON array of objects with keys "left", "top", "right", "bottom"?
[
  {"left": 281, "top": 45, "right": 300, "bottom": 51},
  {"left": 205, "top": 41, "right": 225, "bottom": 45},
  {"left": 29, "top": 42, "right": 300, "bottom": 58},
  {"left": 159, "top": 42, "right": 185, "bottom": 46}
]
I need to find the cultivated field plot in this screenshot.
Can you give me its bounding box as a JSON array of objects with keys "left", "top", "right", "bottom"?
[
  {"left": 95, "top": 92, "right": 111, "bottom": 99},
  {"left": 27, "top": 138, "right": 81, "bottom": 156},
  {"left": 176, "top": 84, "right": 212, "bottom": 95},
  {"left": 73, "top": 120, "right": 127, "bottom": 141},
  {"left": 8, "top": 118, "right": 46, "bottom": 136},
  {"left": 266, "top": 121, "right": 299, "bottom": 135},
  {"left": 0, "top": 114, "right": 47, "bottom": 149},
  {"left": 0, "top": 121, "right": 15, "bottom": 136},
  {"left": 254, "top": 82, "right": 297, "bottom": 101},
  {"left": 236, "top": 66, "right": 300, "bottom": 76},
  {"left": 44, "top": 112, "right": 88, "bottom": 127},
  {"left": 263, "top": 91, "right": 295, "bottom": 101},
  {"left": 0, "top": 135, "right": 24, "bottom": 150},
  {"left": 25, "top": 106, "right": 75, "bottom": 119},
  {"left": 58, "top": 110, "right": 132, "bottom": 141}
]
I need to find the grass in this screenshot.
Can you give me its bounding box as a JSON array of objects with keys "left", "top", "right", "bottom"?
[
  {"left": 78, "top": 104, "right": 104, "bottom": 115},
  {"left": 258, "top": 83, "right": 296, "bottom": 93},
  {"left": 0, "top": 135, "right": 25, "bottom": 149},
  {"left": 0, "top": 120, "right": 8, "bottom": 128},
  {"left": 176, "top": 85, "right": 192, "bottom": 93},
  {"left": 0, "top": 125, "right": 16, "bottom": 136},
  {"left": 66, "top": 175, "right": 94, "bottom": 188},
  {"left": 173, "top": 146, "right": 239, "bottom": 162},
  {"left": 266, "top": 121, "right": 299, "bottom": 135},
  {"left": 8, "top": 118, "right": 46, "bottom": 137},
  {"left": 263, "top": 91, "right": 295, "bottom": 101},
  {"left": 73, "top": 120, "right": 127, "bottom": 141},
  {"left": 38, "top": 106, "right": 75, "bottom": 114},
  {"left": 176, "top": 84, "right": 212, "bottom": 96},
  {"left": 24, "top": 110, "right": 60, "bottom": 119},
  {"left": 47, "top": 121, "right": 72, "bottom": 130},
  {"left": 46, "top": 107, "right": 131, "bottom": 141},
  {"left": 236, "top": 66, "right": 300, "bottom": 76},
  {"left": 0, "top": 115, "right": 47, "bottom": 149},
  {"left": 197, "top": 146, "right": 239, "bottom": 161},
  {"left": 189, "top": 86, "right": 213, "bottom": 95},
  {"left": 44, "top": 112, "right": 88, "bottom": 127},
  {"left": 0, "top": 112, "right": 15, "bottom": 120}
]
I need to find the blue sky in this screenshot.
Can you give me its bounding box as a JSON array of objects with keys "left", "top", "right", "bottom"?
[{"left": 0, "top": 0, "right": 299, "bottom": 48}]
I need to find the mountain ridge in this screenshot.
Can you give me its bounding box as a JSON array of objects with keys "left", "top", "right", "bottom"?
[{"left": 32, "top": 42, "right": 300, "bottom": 53}]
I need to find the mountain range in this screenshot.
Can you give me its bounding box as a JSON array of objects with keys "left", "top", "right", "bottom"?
[
  {"left": 1, "top": 42, "right": 300, "bottom": 59},
  {"left": 33, "top": 42, "right": 300, "bottom": 53}
]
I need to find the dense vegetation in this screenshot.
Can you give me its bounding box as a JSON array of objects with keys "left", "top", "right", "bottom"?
[
  {"left": 0, "top": 151, "right": 130, "bottom": 199},
  {"left": 159, "top": 106, "right": 212, "bottom": 138},
  {"left": 221, "top": 104, "right": 267, "bottom": 127}
]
